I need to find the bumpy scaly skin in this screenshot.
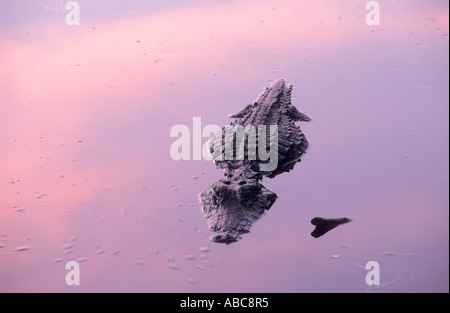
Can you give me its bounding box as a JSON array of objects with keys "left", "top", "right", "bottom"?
[{"left": 200, "top": 79, "right": 310, "bottom": 243}]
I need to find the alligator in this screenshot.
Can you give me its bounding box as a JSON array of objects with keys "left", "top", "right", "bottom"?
[{"left": 200, "top": 78, "right": 311, "bottom": 243}]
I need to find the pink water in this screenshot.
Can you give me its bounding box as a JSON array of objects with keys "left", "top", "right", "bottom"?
[{"left": 0, "top": 0, "right": 448, "bottom": 292}]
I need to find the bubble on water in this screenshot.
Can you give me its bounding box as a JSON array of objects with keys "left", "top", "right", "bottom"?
[
  {"left": 175, "top": 217, "right": 184, "bottom": 222},
  {"left": 153, "top": 248, "right": 160, "bottom": 254},
  {"left": 199, "top": 247, "right": 210, "bottom": 253},
  {"left": 96, "top": 249, "right": 104, "bottom": 254},
  {"left": 201, "top": 254, "right": 207, "bottom": 259},
  {"left": 64, "top": 249, "right": 73, "bottom": 254},
  {"left": 176, "top": 203, "right": 183, "bottom": 207},
  {"left": 168, "top": 256, "right": 175, "bottom": 262},
  {"left": 188, "top": 278, "right": 198, "bottom": 284},
  {"left": 169, "top": 263, "right": 180, "bottom": 270},
  {"left": 331, "top": 254, "right": 340, "bottom": 259},
  {"left": 0, "top": 244, "right": 5, "bottom": 248},
  {"left": 15, "top": 246, "right": 30, "bottom": 251},
  {"left": 192, "top": 176, "right": 199, "bottom": 180},
  {"left": 70, "top": 236, "right": 78, "bottom": 241},
  {"left": 53, "top": 258, "right": 64, "bottom": 263},
  {"left": 15, "top": 208, "right": 25, "bottom": 212},
  {"left": 112, "top": 250, "right": 121, "bottom": 255},
  {"left": 76, "top": 257, "right": 88, "bottom": 263},
  {"left": 63, "top": 243, "right": 73, "bottom": 250},
  {"left": 137, "top": 260, "right": 145, "bottom": 265},
  {"left": 196, "top": 265, "right": 206, "bottom": 271},
  {"left": 200, "top": 171, "right": 205, "bottom": 175},
  {"left": 205, "top": 261, "right": 213, "bottom": 267}
]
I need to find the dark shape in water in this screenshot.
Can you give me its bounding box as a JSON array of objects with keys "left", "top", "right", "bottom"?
[
  {"left": 200, "top": 78, "right": 310, "bottom": 243},
  {"left": 310, "top": 217, "right": 352, "bottom": 238}
]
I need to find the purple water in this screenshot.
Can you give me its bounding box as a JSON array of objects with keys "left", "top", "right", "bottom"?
[{"left": 0, "top": 0, "right": 448, "bottom": 292}]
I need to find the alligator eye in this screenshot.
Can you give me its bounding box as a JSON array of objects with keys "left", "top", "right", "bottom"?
[
  {"left": 213, "top": 185, "right": 228, "bottom": 204},
  {"left": 239, "top": 185, "right": 259, "bottom": 203}
]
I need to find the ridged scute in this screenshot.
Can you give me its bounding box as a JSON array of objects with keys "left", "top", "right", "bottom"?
[{"left": 211, "top": 78, "right": 310, "bottom": 178}]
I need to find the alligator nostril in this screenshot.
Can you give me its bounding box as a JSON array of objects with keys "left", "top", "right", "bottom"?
[
  {"left": 223, "top": 181, "right": 231, "bottom": 185},
  {"left": 238, "top": 181, "right": 247, "bottom": 185}
]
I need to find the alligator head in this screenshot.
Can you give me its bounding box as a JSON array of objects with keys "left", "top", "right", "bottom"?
[{"left": 200, "top": 178, "right": 277, "bottom": 243}]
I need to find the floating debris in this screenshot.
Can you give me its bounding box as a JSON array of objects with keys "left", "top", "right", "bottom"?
[
  {"left": 169, "top": 263, "right": 180, "bottom": 270},
  {"left": 15, "top": 246, "right": 30, "bottom": 251},
  {"left": 188, "top": 278, "right": 198, "bottom": 284},
  {"left": 186, "top": 254, "right": 196, "bottom": 261},
  {"left": 63, "top": 243, "right": 73, "bottom": 250}
]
